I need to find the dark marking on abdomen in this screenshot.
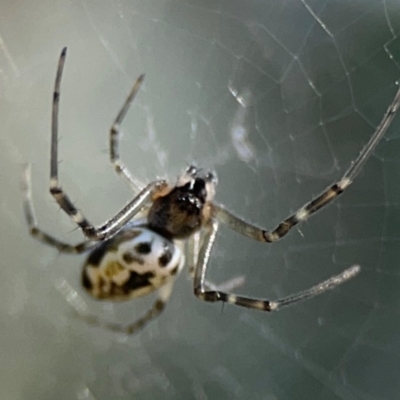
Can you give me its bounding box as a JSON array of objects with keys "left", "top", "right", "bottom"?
[
  {"left": 158, "top": 241, "right": 173, "bottom": 267},
  {"left": 122, "top": 271, "right": 155, "bottom": 294},
  {"left": 86, "top": 240, "right": 113, "bottom": 266},
  {"left": 82, "top": 270, "right": 92, "bottom": 290}
]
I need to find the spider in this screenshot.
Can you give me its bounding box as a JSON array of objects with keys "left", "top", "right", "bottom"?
[{"left": 22, "top": 48, "right": 400, "bottom": 334}]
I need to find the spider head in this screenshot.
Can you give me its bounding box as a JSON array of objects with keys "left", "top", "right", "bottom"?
[
  {"left": 178, "top": 165, "right": 217, "bottom": 202},
  {"left": 147, "top": 166, "right": 217, "bottom": 239}
]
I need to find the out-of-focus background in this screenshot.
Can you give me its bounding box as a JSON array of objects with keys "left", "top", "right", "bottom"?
[{"left": 1, "top": 1, "right": 400, "bottom": 399}]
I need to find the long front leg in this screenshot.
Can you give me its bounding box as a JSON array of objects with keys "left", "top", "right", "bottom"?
[
  {"left": 213, "top": 179, "right": 347, "bottom": 243},
  {"left": 214, "top": 84, "right": 400, "bottom": 243},
  {"left": 50, "top": 177, "right": 164, "bottom": 241},
  {"left": 109, "top": 74, "right": 145, "bottom": 192},
  {"left": 49, "top": 48, "right": 167, "bottom": 241}
]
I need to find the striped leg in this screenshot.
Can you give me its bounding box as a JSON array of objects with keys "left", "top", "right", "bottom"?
[
  {"left": 49, "top": 48, "right": 167, "bottom": 241},
  {"left": 193, "top": 220, "right": 360, "bottom": 311},
  {"left": 109, "top": 74, "right": 145, "bottom": 192},
  {"left": 214, "top": 83, "right": 400, "bottom": 243},
  {"left": 21, "top": 164, "right": 94, "bottom": 254},
  {"left": 74, "top": 279, "right": 175, "bottom": 335}
]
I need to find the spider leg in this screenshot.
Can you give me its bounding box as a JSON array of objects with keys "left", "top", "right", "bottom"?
[
  {"left": 214, "top": 84, "right": 400, "bottom": 243},
  {"left": 187, "top": 231, "right": 201, "bottom": 277},
  {"left": 109, "top": 74, "right": 146, "bottom": 192},
  {"left": 74, "top": 279, "right": 175, "bottom": 335},
  {"left": 49, "top": 48, "right": 167, "bottom": 241},
  {"left": 21, "top": 164, "right": 95, "bottom": 254},
  {"left": 187, "top": 232, "right": 245, "bottom": 291},
  {"left": 193, "top": 221, "right": 360, "bottom": 310}
]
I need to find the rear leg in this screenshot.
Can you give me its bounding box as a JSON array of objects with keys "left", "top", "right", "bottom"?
[{"left": 73, "top": 279, "right": 176, "bottom": 335}]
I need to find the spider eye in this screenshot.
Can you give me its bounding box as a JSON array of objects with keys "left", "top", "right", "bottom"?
[
  {"left": 206, "top": 171, "right": 217, "bottom": 184},
  {"left": 186, "top": 165, "right": 197, "bottom": 176},
  {"left": 181, "top": 178, "right": 207, "bottom": 203}
]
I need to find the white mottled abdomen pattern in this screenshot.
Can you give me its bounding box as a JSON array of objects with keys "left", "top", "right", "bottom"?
[{"left": 82, "top": 226, "right": 184, "bottom": 300}]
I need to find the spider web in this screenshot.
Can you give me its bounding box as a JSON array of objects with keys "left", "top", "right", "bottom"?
[{"left": 1, "top": 1, "right": 400, "bottom": 399}]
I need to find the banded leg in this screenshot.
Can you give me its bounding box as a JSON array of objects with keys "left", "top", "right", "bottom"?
[
  {"left": 50, "top": 48, "right": 167, "bottom": 241},
  {"left": 110, "top": 74, "right": 145, "bottom": 192},
  {"left": 214, "top": 83, "right": 400, "bottom": 243},
  {"left": 21, "top": 164, "right": 94, "bottom": 254},
  {"left": 74, "top": 280, "right": 175, "bottom": 334},
  {"left": 194, "top": 220, "right": 360, "bottom": 311}
]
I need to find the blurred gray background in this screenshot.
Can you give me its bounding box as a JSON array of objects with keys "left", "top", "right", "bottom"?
[{"left": 1, "top": 1, "right": 400, "bottom": 399}]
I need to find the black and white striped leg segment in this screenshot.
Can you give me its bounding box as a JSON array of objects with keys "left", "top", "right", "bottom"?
[
  {"left": 110, "top": 74, "right": 145, "bottom": 192},
  {"left": 214, "top": 83, "right": 400, "bottom": 244},
  {"left": 49, "top": 47, "right": 167, "bottom": 241},
  {"left": 194, "top": 220, "right": 360, "bottom": 311},
  {"left": 21, "top": 164, "right": 95, "bottom": 254},
  {"left": 74, "top": 279, "right": 176, "bottom": 334}
]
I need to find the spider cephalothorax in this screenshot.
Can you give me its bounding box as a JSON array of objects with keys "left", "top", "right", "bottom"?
[
  {"left": 22, "top": 47, "right": 400, "bottom": 334},
  {"left": 148, "top": 168, "right": 216, "bottom": 239}
]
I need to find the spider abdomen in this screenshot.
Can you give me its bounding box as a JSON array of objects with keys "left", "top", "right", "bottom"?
[{"left": 82, "top": 225, "right": 184, "bottom": 300}]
